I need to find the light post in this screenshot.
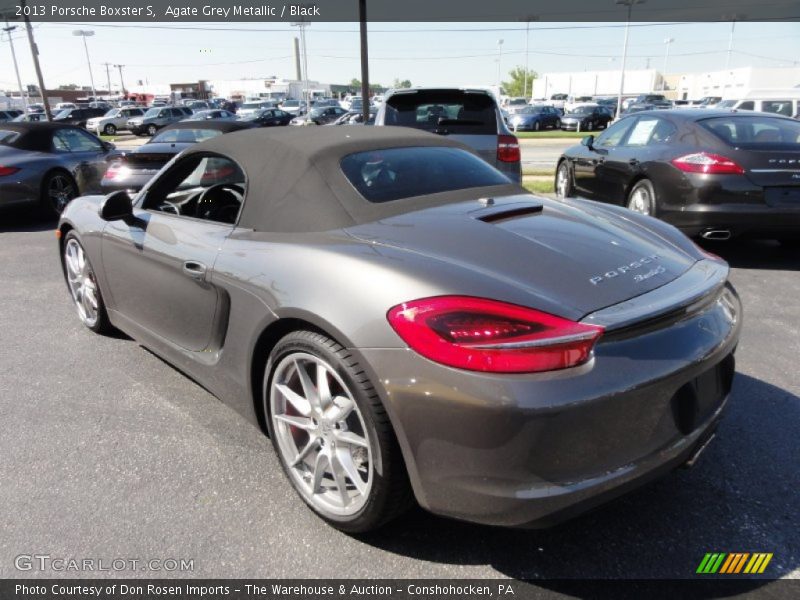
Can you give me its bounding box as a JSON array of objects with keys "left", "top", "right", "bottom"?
[
  {"left": 114, "top": 64, "right": 126, "bottom": 98},
  {"left": 723, "top": 14, "right": 745, "bottom": 70},
  {"left": 520, "top": 15, "right": 539, "bottom": 99},
  {"left": 291, "top": 21, "right": 310, "bottom": 114},
  {"left": 615, "top": 0, "right": 645, "bottom": 119},
  {"left": 72, "top": 29, "right": 96, "bottom": 100},
  {"left": 1, "top": 17, "right": 28, "bottom": 110},
  {"left": 662, "top": 37, "right": 674, "bottom": 90},
  {"left": 496, "top": 39, "right": 504, "bottom": 91}
]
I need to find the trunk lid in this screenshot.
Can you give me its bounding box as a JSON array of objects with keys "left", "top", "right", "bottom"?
[{"left": 347, "top": 194, "right": 698, "bottom": 319}]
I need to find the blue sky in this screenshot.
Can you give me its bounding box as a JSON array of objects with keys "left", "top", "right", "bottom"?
[{"left": 1, "top": 21, "right": 799, "bottom": 91}]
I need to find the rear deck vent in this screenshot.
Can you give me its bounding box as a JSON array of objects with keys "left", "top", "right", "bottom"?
[{"left": 477, "top": 205, "right": 543, "bottom": 224}]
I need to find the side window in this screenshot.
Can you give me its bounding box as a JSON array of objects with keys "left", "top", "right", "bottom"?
[
  {"left": 738, "top": 101, "right": 754, "bottom": 111},
  {"left": 595, "top": 118, "right": 636, "bottom": 148},
  {"left": 762, "top": 101, "right": 792, "bottom": 117},
  {"left": 52, "top": 128, "right": 103, "bottom": 152},
  {"left": 624, "top": 117, "right": 676, "bottom": 146},
  {"left": 142, "top": 154, "right": 246, "bottom": 225}
]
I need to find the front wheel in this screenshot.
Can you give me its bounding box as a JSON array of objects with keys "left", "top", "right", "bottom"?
[
  {"left": 62, "top": 232, "right": 112, "bottom": 334},
  {"left": 555, "top": 161, "right": 575, "bottom": 199},
  {"left": 533, "top": 120, "right": 541, "bottom": 131},
  {"left": 627, "top": 179, "right": 657, "bottom": 216},
  {"left": 265, "top": 330, "right": 411, "bottom": 532},
  {"left": 146, "top": 124, "right": 157, "bottom": 136},
  {"left": 103, "top": 123, "right": 117, "bottom": 135}
]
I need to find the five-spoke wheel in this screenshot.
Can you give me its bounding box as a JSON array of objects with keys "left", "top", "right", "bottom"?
[{"left": 63, "top": 233, "right": 110, "bottom": 333}]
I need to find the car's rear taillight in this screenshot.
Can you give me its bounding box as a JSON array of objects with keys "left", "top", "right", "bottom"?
[
  {"left": 103, "top": 162, "right": 127, "bottom": 180},
  {"left": 387, "top": 296, "right": 604, "bottom": 373},
  {"left": 0, "top": 166, "right": 20, "bottom": 177},
  {"left": 497, "top": 134, "right": 521, "bottom": 163},
  {"left": 671, "top": 152, "right": 744, "bottom": 175}
]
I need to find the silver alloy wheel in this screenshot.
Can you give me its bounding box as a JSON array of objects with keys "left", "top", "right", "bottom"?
[
  {"left": 628, "top": 185, "right": 653, "bottom": 215},
  {"left": 270, "top": 352, "right": 373, "bottom": 517},
  {"left": 556, "top": 163, "right": 569, "bottom": 198},
  {"left": 48, "top": 174, "right": 76, "bottom": 213},
  {"left": 64, "top": 238, "right": 100, "bottom": 327}
]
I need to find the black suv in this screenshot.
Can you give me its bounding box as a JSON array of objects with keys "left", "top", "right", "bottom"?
[{"left": 52, "top": 107, "right": 107, "bottom": 128}]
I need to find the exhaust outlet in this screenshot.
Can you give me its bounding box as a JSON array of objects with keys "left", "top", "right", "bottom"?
[{"left": 700, "top": 229, "right": 732, "bottom": 241}]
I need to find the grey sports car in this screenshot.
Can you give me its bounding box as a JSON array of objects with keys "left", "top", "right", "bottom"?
[
  {"left": 1, "top": 122, "right": 114, "bottom": 216},
  {"left": 57, "top": 127, "right": 742, "bottom": 532}
]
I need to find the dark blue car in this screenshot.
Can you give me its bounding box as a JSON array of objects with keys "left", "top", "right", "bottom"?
[{"left": 508, "top": 105, "right": 561, "bottom": 131}]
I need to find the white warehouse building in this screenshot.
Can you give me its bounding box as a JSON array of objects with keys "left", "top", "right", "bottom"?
[
  {"left": 670, "top": 67, "right": 800, "bottom": 100},
  {"left": 531, "top": 69, "right": 663, "bottom": 99}
]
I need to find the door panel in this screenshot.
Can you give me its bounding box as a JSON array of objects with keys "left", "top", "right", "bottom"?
[{"left": 102, "top": 210, "right": 233, "bottom": 352}]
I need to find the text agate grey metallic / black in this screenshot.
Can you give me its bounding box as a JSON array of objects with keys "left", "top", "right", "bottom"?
[{"left": 58, "top": 126, "right": 742, "bottom": 531}]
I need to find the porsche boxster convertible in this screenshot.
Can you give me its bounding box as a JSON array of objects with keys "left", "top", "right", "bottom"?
[{"left": 58, "top": 127, "right": 742, "bottom": 532}]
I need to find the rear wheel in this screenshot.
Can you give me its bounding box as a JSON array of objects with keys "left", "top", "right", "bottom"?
[
  {"left": 554, "top": 119, "right": 562, "bottom": 129},
  {"left": 265, "top": 330, "right": 412, "bottom": 532},
  {"left": 626, "top": 179, "right": 656, "bottom": 216},
  {"left": 63, "top": 232, "right": 112, "bottom": 334},
  {"left": 555, "top": 161, "right": 575, "bottom": 199},
  {"left": 40, "top": 171, "right": 78, "bottom": 216},
  {"left": 103, "top": 123, "right": 117, "bottom": 135}
]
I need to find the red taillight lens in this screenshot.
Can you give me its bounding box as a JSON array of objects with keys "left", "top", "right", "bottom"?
[
  {"left": 387, "top": 296, "right": 604, "bottom": 373},
  {"left": 497, "top": 134, "right": 521, "bottom": 163},
  {"left": 671, "top": 152, "right": 744, "bottom": 175},
  {"left": 104, "top": 162, "right": 125, "bottom": 180},
  {"left": 0, "top": 165, "right": 20, "bottom": 177}
]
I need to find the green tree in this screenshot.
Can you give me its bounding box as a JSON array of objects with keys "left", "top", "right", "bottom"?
[
  {"left": 502, "top": 67, "right": 538, "bottom": 98},
  {"left": 392, "top": 78, "right": 412, "bottom": 89},
  {"left": 349, "top": 78, "right": 361, "bottom": 89}
]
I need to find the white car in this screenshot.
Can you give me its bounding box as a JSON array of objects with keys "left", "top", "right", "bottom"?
[
  {"left": 86, "top": 106, "right": 147, "bottom": 135},
  {"left": 502, "top": 97, "right": 529, "bottom": 115},
  {"left": 280, "top": 99, "right": 304, "bottom": 114}
]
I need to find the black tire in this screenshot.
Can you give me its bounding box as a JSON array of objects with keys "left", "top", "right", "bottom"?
[
  {"left": 626, "top": 179, "right": 657, "bottom": 216},
  {"left": 555, "top": 160, "right": 575, "bottom": 199},
  {"left": 264, "top": 330, "right": 412, "bottom": 533},
  {"left": 533, "top": 120, "right": 541, "bottom": 131},
  {"left": 103, "top": 123, "right": 117, "bottom": 135},
  {"left": 62, "top": 231, "right": 112, "bottom": 334},
  {"left": 146, "top": 124, "right": 157, "bottom": 136},
  {"left": 554, "top": 119, "right": 561, "bottom": 129},
  {"left": 40, "top": 170, "right": 78, "bottom": 217}
]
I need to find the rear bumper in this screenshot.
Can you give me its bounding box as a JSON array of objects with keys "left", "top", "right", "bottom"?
[
  {"left": 661, "top": 202, "right": 800, "bottom": 239},
  {"left": 356, "top": 271, "right": 741, "bottom": 527}
]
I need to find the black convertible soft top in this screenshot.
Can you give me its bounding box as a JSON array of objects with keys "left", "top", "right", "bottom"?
[
  {"left": 0, "top": 122, "right": 90, "bottom": 153},
  {"left": 182, "top": 126, "right": 523, "bottom": 232}
]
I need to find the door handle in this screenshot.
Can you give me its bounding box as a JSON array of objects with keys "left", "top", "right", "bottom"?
[
  {"left": 592, "top": 157, "right": 605, "bottom": 165},
  {"left": 182, "top": 260, "right": 207, "bottom": 280}
]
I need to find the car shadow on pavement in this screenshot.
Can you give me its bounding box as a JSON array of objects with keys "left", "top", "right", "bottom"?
[
  {"left": 0, "top": 208, "right": 57, "bottom": 233},
  {"left": 697, "top": 239, "right": 800, "bottom": 271},
  {"left": 357, "top": 373, "right": 798, "bottom": 595}
]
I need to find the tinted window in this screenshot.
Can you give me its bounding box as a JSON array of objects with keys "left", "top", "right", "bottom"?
[
  {"left": 0, "top": 130, "right": 20, "bottom": 144},
  {"left": 625, "top": 117, "right": 677, "bottom": 146},
  {"left": 52, "top": 128, "right": 103, "bottom": 152},
  {"left": 340, "top": 147, "right": 510, "bottom": 203},
  {"left": 738, "top": 101, "right": 754, "bottom": 111},
  {"left": 150, "top": 127, "right": 225, "bottom": 144},
  {"left": 144, "top": 108, "right": 160, "bottom": 118},
  {"left": 762, "top": 101, "right": 793, "bottom": 117},
  {"left": 701, "top": 116, "right": 800, "bottom": 148},
  {"left": 596, "top": 117, "right": 636, "bottom": 148},
  {"left": 384, "top": 91, "right": 498, "bottom": 135}
]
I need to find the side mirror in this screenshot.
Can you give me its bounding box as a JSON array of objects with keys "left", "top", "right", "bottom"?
[
  {"left": 102, "top": 141, "right": 116, "bottom": 152},
  {"left": 99, "top": 190, "right": 133, "bottom": 221},
  {"left": 581, "top": 135, "right": 595, "bottom": 149}
]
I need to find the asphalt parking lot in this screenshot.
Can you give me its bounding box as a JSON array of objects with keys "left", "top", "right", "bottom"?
[{"left": 0, "top": 209, "right": 798, "bottom": 586}]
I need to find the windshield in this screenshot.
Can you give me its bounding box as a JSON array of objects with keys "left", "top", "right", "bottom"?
[
  {"left": 715, "top": 100, "right": 737, "bottom": 109},
  {"left": 568, "top": 107, "right": 593, "bottom": 115},
  {"left": 701, "top": 116, "right": 800, "bottom": 148},
  {"left": 341, "top": 146, "right": 509, "bottom": 203},
  {"left": 53, "top": 110, "right": 71, "bottom": 119},
  {"left": 283, "top": 100, "right": 299, "bottom": 107},
  {"left": 104, "top": 109, "right": 120, "bottom": 117},
  {"left": 150, "top": 127, "right": 225, "bottom": 144},
  {"left": 144, "top": 108, "right": 161, "bottom": 118},
  {"left": 519, "top": 107, "right": 542, "bottom": 114},
  {"left": 241, "top": 103, "right": 262, "bottom": 109}
]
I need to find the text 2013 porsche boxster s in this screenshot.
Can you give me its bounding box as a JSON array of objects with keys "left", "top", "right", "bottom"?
[{"left": 58, "top": 127, "right": 741, "bottom": 532}]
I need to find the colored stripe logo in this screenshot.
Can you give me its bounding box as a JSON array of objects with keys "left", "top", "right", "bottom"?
[{"left": 697, "top": 553, "right": 773, "bottom": 574}]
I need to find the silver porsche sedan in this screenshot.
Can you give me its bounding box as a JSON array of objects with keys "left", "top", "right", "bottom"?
[
  {"left": 57, "top": 127, "right": 741, "bottom": 532},
  {"left": 1, "top": 122, "right": 114, "bottom": 216}
]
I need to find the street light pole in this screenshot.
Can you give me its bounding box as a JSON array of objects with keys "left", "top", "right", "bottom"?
[
  {"left": 496, "top": 39, "right": 504, "bottom": 91},
  {"left": 291, "top": 21, "right": 310, "bottom": 114},
  {"left": 102, "top": 62, "right": 112, "bottom": 96},
  {"left": 615, "top": 0, "right": 645, "bottom": 120},
  {"left": 358, "top": 0, "right": 370, "bottom": 124},
  {"left": 73, "top": 30, "right": 96, "bottom": 100},
  {"left": 20, "top": 0, "right": 51, "bottom": 119},
  {"left": 723, "top": 14, "right": 745, "bottom": 69},
  {"left": 114, "top": 64, "right": 126, "bottom": 97},
  {"left": 662, "top": 37, "right": 674, "bottom": 91},
  {"left": 2, "top": 19, "right": 28, "bottom": 110},
  {"left": 520, "top": 15, "right": 539, "bottom": 100}
]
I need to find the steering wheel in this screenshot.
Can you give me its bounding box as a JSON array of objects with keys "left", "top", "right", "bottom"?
[
  {"left": 158, "top": 200, "right": 181, "bottom": 215},
  {"left": 195, "top": 183, "right": 244, "bottom": 223}
]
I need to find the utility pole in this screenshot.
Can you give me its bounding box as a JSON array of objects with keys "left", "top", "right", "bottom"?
[
  {"left": 114, "top": 64, "right": 126, "bottom": 97},
  {"left": 359, "top": 0, "right": 369, "bottom": 123},
  {"left": 2, "top": 18, "right": 28, "bottom": 110},
  {"left": 615, "top": 0, "right": 645, "bottom": 120},
  {"left": 520, "top": 15, "right": 539, "bottom": 100},
  {"left": 662, "top": 38, "right": 674, "bottom": 91},
  {"left": 291, "top": 20, "right": 310, "bottom": 114},
  {"left": 102, "top": 62, "right": 112, "bottom": 96},
  {"left": 73, "top": 30, "right": 97, "bottom": 100},
  {"left": 496, "top": 39, "right": 504, "bottom": 91},
  {"left": 723, "top": 14, "right": 745, "bottom": 70},
  {"left": 20, "top": 0, "right": 51, "bottom": 119}
]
